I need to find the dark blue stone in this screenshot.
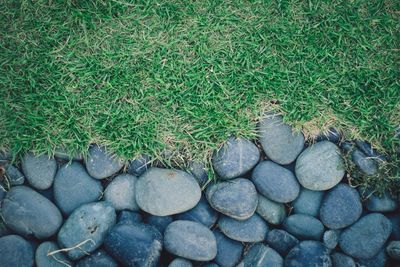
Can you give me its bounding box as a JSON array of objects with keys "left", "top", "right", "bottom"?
[
  {"left": 0, "top": 235, "right": 34, "bottom": 267},
  {"left": 315, "top": 128, "right": 341, "bottom": 143},
  {"left": 35, "top": 241, "right": 72, "bottom": 267},
  {"left": 76, "top": 249, "right": 119, "bottom": 267},
  {"left": 218, "top": 214, "right": 269, "bottom": 242},
  {"left": 213, "top": 230, "right": 243, "bottom": 267},
  {"left": 118, "top": 210, "right": 143, "bottom": 225},
  {"left": 187, "top": 161, "right": 208, "bottom": 186},
  {"left": 168, "top": 258, "right": 193, "bottom": 267},
  {"left": 22, "top": 153, "right": 57, "bottom": 190},
  {"left": 128, "top": 154, "right": 151, "bottom": 176},
  {"left": 292, "top": 188, "right": 324, "bottom": 217},
  {"left": 5, "top": 164, "right": 25, "bottom": 185},
  {"left": 331, "top": 252, "right": 356, "bottom": 267},
  {"left": 146, "top": 215, "right": 173, "bottom": 234},
  {"left": 86, "top": 144, "right": 124, "bottom": 179},
  {"left": 240, "top": 243, "right": 283, "bottom": 267},
  {"left": 284, "top": 241, "right": 332, "bottom": 267},
  {"left": 357, "top": 249, "right": 387, "bottom": 267},
  {"left": 175, "top": 195, "right": 218, "bottom": 228},
  {"left": 355, "top": 140, "right": 387, "bottom": 161},
  {"left": 366, "top": 191, "right": 398, "bottom": 212},
  {"left": 351, "top": 149, "right": 378, "bottom": 176},
  {"left": 266, "top": 229, "right": 299, "bottom": 256},
  {"left": 387, "top": 214, "right": 400, "bottom": 239},
  {"left": 283, "top": 214, "right": 324, "bottom": 240}
]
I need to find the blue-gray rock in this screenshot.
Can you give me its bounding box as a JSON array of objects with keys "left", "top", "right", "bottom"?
[
  {"left": 22, "top": 153, "right": 57, "bottom": 190},
  {"left": 104, "top": 223, "right": 162, "bottom": 267},
  {"left": 218, "top": 214, "right": 268, "bottom": 242},
  {"left": 136, "top": 168, "right": 201, "bottom": 216},
  {"left": 351, "top": 149, "right": 378, "bottom": 176},
  {"left": 164, "top": 220, "right": 217, "bottom": 261},
  {"left": 0, "top": 216, "right": 12, "bottom": 238},
  {"left": 355, "top": 140, "right": 387, "bottom": 161},
  {"left": 54, "top": 147, "right": 83, "bottom": 161},
  {"left": 206, "top": 178, "right": 258, "bottom": 220},
  {"left": 341, "top": 141, "right": 355, "bottom": 153},
  {"left": 256, "top": 194, "right": 286, "bottom": 225},
  {"left": 202, "top": 264, "right": 219, "bottom": 267},
  {"left": 357, "top": 249, "right": 387, "bottom": 267},
  {"left": 339, "top": 213, "right": 392, "bottom": 259},
  {"left": 1, "top": 186, "right": 62, "bottom": 239},
  {"left": 266, "top": 229, "right": 299, "bottom": 256},
  {"left": 53, "top": 162, "right": 103, "bottom": 215},
  {"left": 76, "top": 249, "right": 118, "bottom": 267},
  {"left": 104, "top": 174, "right": 139, "bottom": 211},
  {"left": 118, "top": 210, "right": 142, "bottom": 225},
  {"left": 283, "top": 214, "right": 324, "bottom": 240},
  {"left": 315, "top": 128, "right": 341, "bottom": 143},
  {"left": 86, "top": 145, "right": 124, "bottom": 179},
  {"left": 320, "top": 183, "right": 362, "bottom": 229},
  {"left": 366, "top": 191, "right": 398, "bottom": 212},
  {"left": 331, "top": 252, "right": 356, "bottom": 267},
  {"left": 386, "top": 241, "right": 400, "bottom": 260},
  {"left": 175, "top": 196, "right": 218, "bottom": 228},
  {"left": 292, "top": 188, "right": 324, "bottom": 217},
  {"left": 0, "top": 235, "right": 34, "bottom": 267},
  {"left": 35, "top": 241, "right": 72, "bottom": 267},
  {"left": 128, "top": 154, "right": 151, "bottom": 176},
  {"left": 146, "top": 215, "right": 173, "bottom": 234},
  {"left": 58, "top": 202, "right": 116, "bottom": 260},
  {"left": 212, "top": 137, "right": 260, "bottom": 180},
  {"left": 323, "top": 230, "right": 340, "bottom": 249},
  {"left": 240, "top": 244, "right": 283, "bottom": 267},
  {"left": 252, "top": 161, "right": 300, "bottom": 203},
  {"left": 295, "top": 141, "right": 345, "bottom": 191},
  {"left": 284, "top": 241, "right": 332, "bottom": 267},
  {"left": 213, "top": 230, "right": 243, "bottom": 267},
  {"left": 5, "top": 164, "right": 25, "bottom": 185},
  {"left": 388, "top": 214, "right": 400, "bottom": 239},
  {"left": 0, "top": 185, "right": 6, "bottom": 202},
  {"left": 37, "top": 187, "right": 54, "bottom": 202},
  {"left": 258, "top": 114, "right": 305, "bottom": 165},
  {"left": 187, "top": 161, "right": 208, "bottom": 186},
  {"left": 168, "top": 258, "right": 193, "bottom": 267}
]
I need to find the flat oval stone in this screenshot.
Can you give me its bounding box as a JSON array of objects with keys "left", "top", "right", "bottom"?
[
  {"left": 240, "top": 244, "right": 283, "bottom": 267},
  {"left": 206, "top": 178, "right": 258, "bottom": 220},
  {"left": 0, "top": 235, "right": 34, "bottom": 267},
  {"left": 331, "top": 252, "right": 356, "bottom": 267},
  {"left": 104, "top": 174, "right": 139, "bottom": 211},
  {"left": 104, "top": 223, "right": 162, "bottom": 267},
  {"left": 283, "top": 214, "right": 324, "bottom": 240},
  {"left": 351, "top": 149, "right": 378, "bottom": 176},
  {"left": 212, "top": 137, "right": 260, "bottom": 180},
  {"left": 1, "top": 186, "right": 62, "bottom": 239},
  {"left": 53, "top": 162, "right": 103, "bottom": 215},
  {"left": 366, "top": 191, "right": 398, "bottom": 212},
  {"left": 323, "top": 230, "right": 340, "bottom": 250},
  {"left": 213, "top": 230, "right": 243, "bottom": 267},
  {"left": 258, "top": 114, "right": 304, "bottom": 165},
  {"left": 76, "top": 249, "right": 118, "bottom": 267},
  {"left": 5, "top": 164, "right": 25, "bottom": 185},
  {"left": 339, "top": 213, "right": 392, "bottom": 259},
  {"left": 256, "top": 194, "right": 286, "bottom": 225},
  {"left": 168, "top": 258, "right": 193, "bottom": 267},
  {"left": 136, "top": 168, "right": 201, "bottom": 216},
  {"left": 35, "top": 241, "right": 72, "bottom": 267},
  {"left": 58, "top": 202, "right": 116, "bottom": 260},
  {"left": 292, "top": 188, "right": 324, "bottom": 217},
  {"left": 146, "top": 215, "right": 173, "bottom": 234},
  {"left": 218, "top": 214, "right": 268, "bottom": 242},
  {"left": 175, "top": 195, "right": 219, "bottom": 228},
  {"left": 86, "top": 145, "right": 124, "bottom": 179},
  {"left": 22, "top": 153, "right": 57, "bottom": 190},
  {"left": 285, "top": 241, "right": 332, "bottom": 267},
  {"left": 386, "top": 241, "right": 400, "bottom": 260},
  {"left": 164, "top": 220, "right": 217, "bottom": 261},
  {"left": 320, "top": 184, "right": 362, "bottom": 229},
  {"left": 266, "top": 229, "right": 299, "bottom": 256},
  {"left": 295, "top": 141, "right": 345, "bottom": 191},
  {"left": 252, "top": 161, "right": 300, "bottom": 203}
]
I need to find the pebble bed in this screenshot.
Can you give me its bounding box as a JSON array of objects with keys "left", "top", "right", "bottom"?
[{"left": 0, "top": 114, "right": 399, "bottom": 267}]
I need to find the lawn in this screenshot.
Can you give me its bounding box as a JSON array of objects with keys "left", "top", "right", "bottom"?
[{"left": 0, "top": 1, "right": 399, "bottom": 188}]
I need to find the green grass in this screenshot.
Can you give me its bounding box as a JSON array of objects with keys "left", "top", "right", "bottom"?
[{"left": 0, "top": 1, "right": 399, "bottom": 189}]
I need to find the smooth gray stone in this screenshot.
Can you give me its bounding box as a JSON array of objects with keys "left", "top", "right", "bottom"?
[
  {"left": 366, "top": 191, "right": 398, "bottom": 212},
  {"left": 53, "top": 162, "right": 103, "bottom": 215},
  {"left": 351, "top": 149, "right": 378, "bottom": 176},
  {"left": 256, "top": 194, "right": 286, "bottom": 225},
  {"left": 22, "top": 153, "right": 57, "bottom": 190},
  {"left": 0, "top": 235, "right": 34, "bottom": 267},
  {"left": 252, "top": 160, "right": 300, "bottom": 203},
  {"left": 54, "top": 147, "right": 83, "bottom": 161},
  {"left": 206, "top": 178, "right": 258, "bottom": 220},
  {"left": 168, "top": 258, "right": 193, "bottom": 267},
  {"left": 292, "top": 188, "right": 324, "bottom": 217},
  {"left": 323, "top": 230, "right": 340, "bottom": 250},
  {"left": 320, "top": 183, "right": 362, "bottom": 229},
  {"left": 57, "top": 202, "right": 116, "bottom": 260},
  {"left": 284, "top": 241, "right": 332, "bottom": 267},
  {"left": 35, "top": 241, "right": 72, "bottom": 267},
  {"left": 104, "top": 223, "right": 162, "bottom": 267},
  {"left": 128, "top": 154, "right": 151, "bottom": 176},
  {"left": 86, "top": 145, "right": 124, "bottom": 179},
  {"left": 146, "top": 215, "right": 173, "bottom": 234},
  {"left": 1, "top": 186, "right": 62, "bottom": 239},
  {"left": 331, "top": 252, "right": 356, "bottom": 267},
  {"left": 104, "top": 174, "right": 139, "bottom": 211},
  {"left": 212, "top": 137, "right": 260, "bottom": 180},
  {"left": 76, "top": 249, "right": 118, "bottom": 267},
  {"left": 5, "top": 164, "right": 25, "bottom": 185},
  {"left": 213, "top": 230, "right": 243, "bottom": 267},
  {"left": 386, "top": 241, "right": 400, "bottom": 260},
  {"left": 241, "top": 243, "right": 283, "bottom": 267},
  {"left": 283, "top": 214, "right": 324, "bottom": 241},
  {"left": 357, "top": 249, "right": 387, "bottom": 267},
  {"left": 136, "top": 168, "right": 201, "bottom": 216},
  {"left": 187, "top": 161, "right": 208, "bottom": 187},
  {"left": 339, "top": 213, "right": 392, "bottom": 259},
  {"left": 295, "top": 141, "right": 345, "bottom": 191},
  {"left": 117, "top": 211, "right": 142, "bottom": 225},
  {"left": 164, "top": 220, "right": 217, "bottom": 261},
  {"left": 258, "top": 114, "right": 304, "bottom": 165},
  {"left": 175, "top": 195, "right": 219, "bottom": 228},
  {"left": 218, "top": 214, "right": 268, "bottom": 242},
  {"left": 266, "top": 229, "right": 299, "bottom": 256}
]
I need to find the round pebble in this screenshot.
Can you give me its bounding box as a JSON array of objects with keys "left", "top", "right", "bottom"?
[
  {"left": 284, "top": 241, "right": 332, "bottom": 267},
  {"left": 218, "top": 214, "right": 268, "bottom": 242},
  {"left": 86, "top": 145, "right": 124, "bottom": 179},
  {"left": 22, "top": 153, "right": 57, "bottom": 190},
  {"left": 292, "top": 188, "right": 324, "bottom": 217},
  {"left": 366, "top": 191, "right": 398, "bottom": 212},
  {"left": 104, "top": 174, "right": 139, "bottom": 211},
  {"left": 323, "top": 230, "right": 340, "bottom": 250},
  {"left": 0, "top": 235, "right": 34, "bottom": 267},
  {"left": 283, "top": 214, "right": 324, "bottom": 241},
  {"left": 256, "top": 194, "right": 286, "bottom": 225}
]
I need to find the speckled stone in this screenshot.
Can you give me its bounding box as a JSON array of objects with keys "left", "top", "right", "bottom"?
[{"left": 104, "top": 174, "right": 139, "bottom": 211}]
